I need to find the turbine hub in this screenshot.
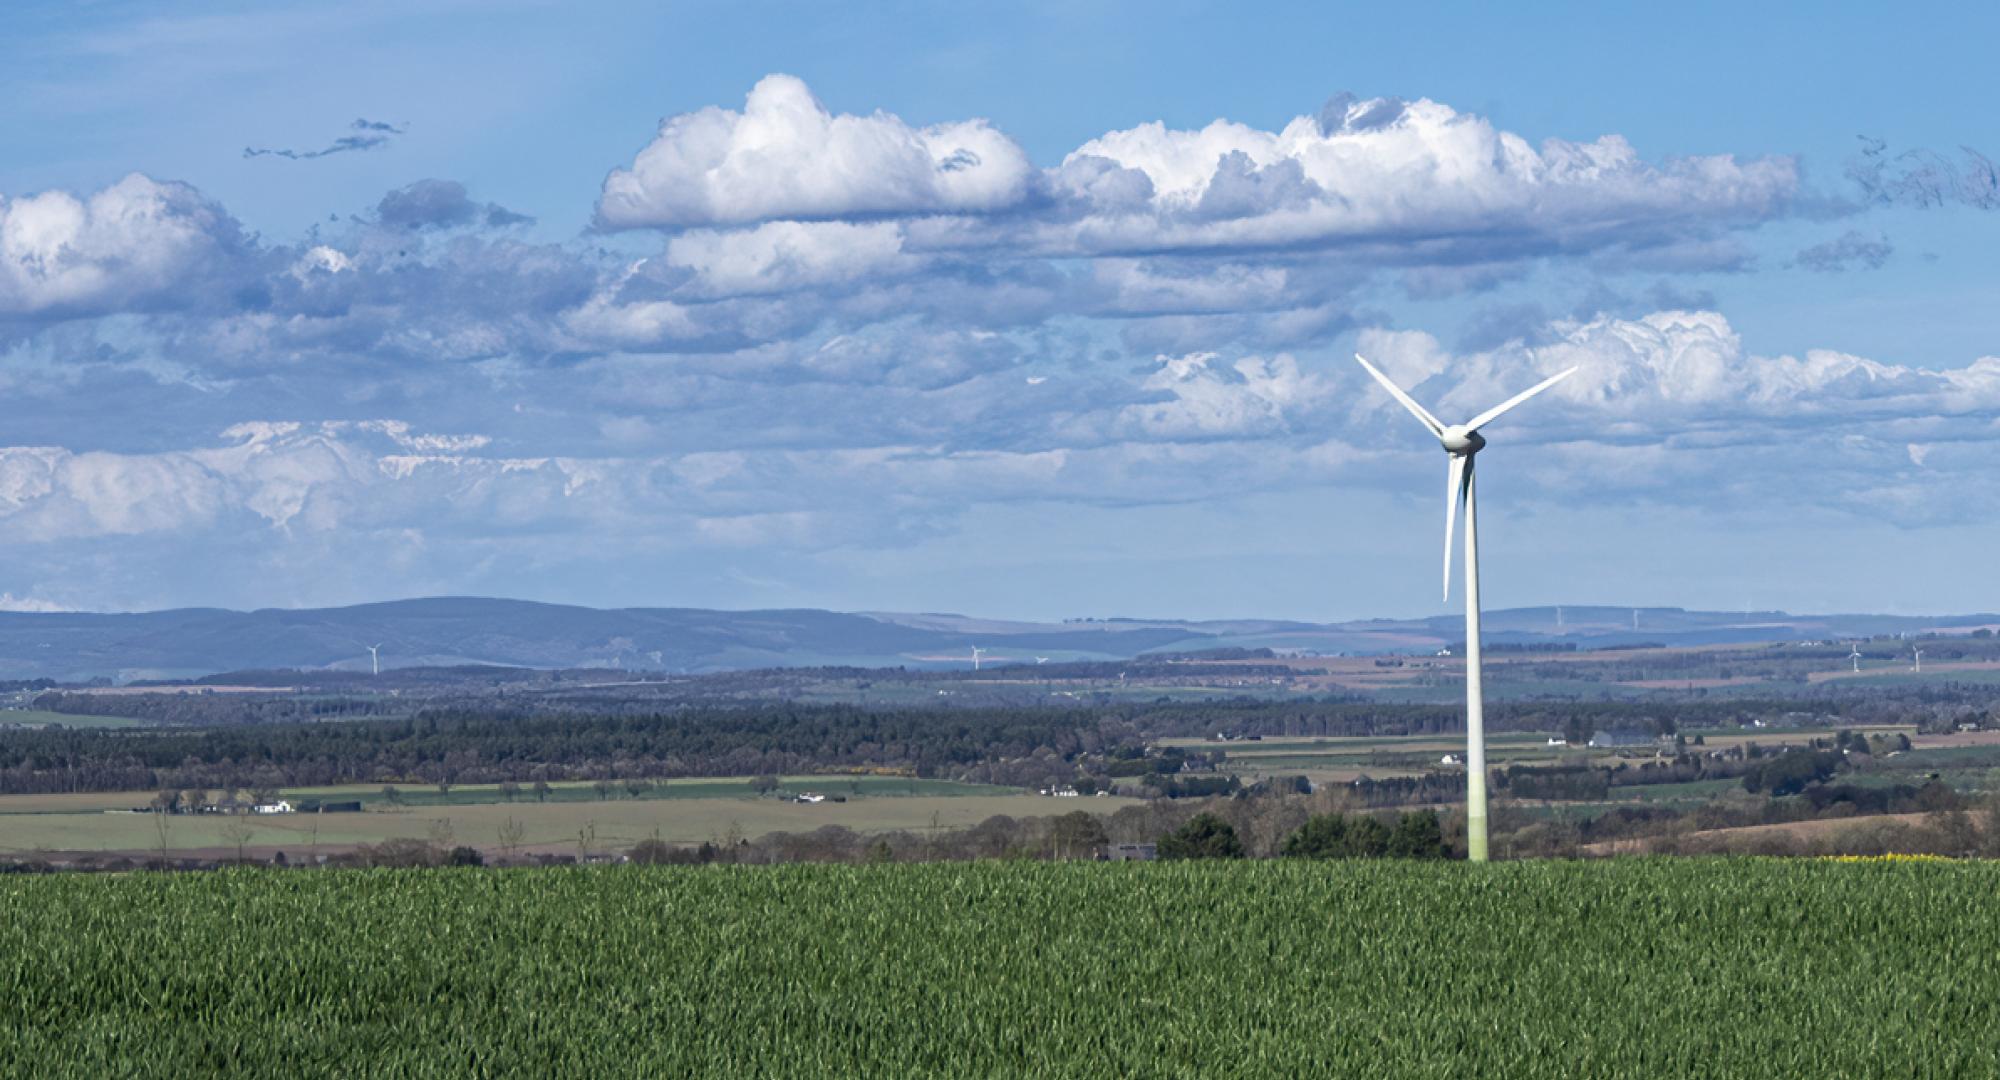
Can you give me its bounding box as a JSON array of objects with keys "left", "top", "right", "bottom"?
[{"left": 1440, "top": 425, "right": 1485, "bottom": 455}]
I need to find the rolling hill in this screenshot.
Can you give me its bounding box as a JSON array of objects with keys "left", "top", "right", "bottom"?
[{"left": 0, "top": 597, "right": 1990, "bottom": 682}]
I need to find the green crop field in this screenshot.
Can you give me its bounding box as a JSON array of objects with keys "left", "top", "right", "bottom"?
[
  {"left": 3, "top": 859, "right": 1997, "bottom": 1077},
  {"left": 0, "top": 708, "right": 156, "bottom": 729}
]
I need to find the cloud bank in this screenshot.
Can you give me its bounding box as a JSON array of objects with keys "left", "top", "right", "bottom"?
[{"left": 0, "top": 75, "right": 1983, "bottom": 611}]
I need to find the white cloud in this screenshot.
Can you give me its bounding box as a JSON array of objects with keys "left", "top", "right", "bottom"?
[
  {"left": 0, "top": 174, "right": 245, "bottom": 317},
  {"left": 596, "top": 74, "right": 1034, "bottom": 229},
  {"left": 1358, "top": 311, "right": 2000, "bottom": 428},
  {"left": 1045, "top": 95, "right": 1797, "bottom": 258},
  {"left": 665, "top": 220, "right": 917, "bottom": 296},
  {"left": 1120, "top": 352, "right": 1328, "bottom": 438}
]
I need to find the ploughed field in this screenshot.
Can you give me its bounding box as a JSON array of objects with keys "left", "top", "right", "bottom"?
[{"left": 4, "top": 860, "right": 1997, "bottom": 1077}]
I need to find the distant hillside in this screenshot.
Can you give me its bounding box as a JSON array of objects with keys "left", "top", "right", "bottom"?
[{"left": 0, "top": 597, "right": 1991, "bottom": 682}]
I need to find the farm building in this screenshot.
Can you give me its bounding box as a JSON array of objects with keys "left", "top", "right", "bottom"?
[
  {"left": 1099, "top": 843, "right": 1156, "bottom": 862},
  {"left": 1588, "top": 730, "right": 1658, "bottom": 749}
]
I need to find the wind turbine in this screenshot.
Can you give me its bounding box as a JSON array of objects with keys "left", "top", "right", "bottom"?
[
  {"left": 1913, "top": 647, "right": 1924, "bottom": 673},
  {"left": 969, "top": 646, "right": 985, "bottom": 671},
  {"left": 367, "top": 643, "right": 382, "bottom": 676},
  {"left": 1848, "top": 643, "right": 1863, "bottom": 673},
  {"left": 1035, "top": 657, "right": 1050, "bottom": 665},
  {"left": 1355, "top": 353, "right": 1578, "bottom": 863}
]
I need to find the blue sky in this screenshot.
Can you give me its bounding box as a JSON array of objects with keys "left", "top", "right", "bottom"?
[{"left": 2, "top": 0, "right": 1996, "bottom": 620}]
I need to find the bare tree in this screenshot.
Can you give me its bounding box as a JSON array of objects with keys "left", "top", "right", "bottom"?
[
  {"left": 427, "top": 817, "right": 456, "bottom": 850},
  {"left": 152, "top": 808, "right": 174, "bottom": 868},
  {"left": 1046, "top": 811, "right": 1109, "bottom": 861},
  {"left": 576, "top": 820, "right": 598, "bottom": 861},
  {"left": 593, "top": 779, "right": 614, "bottom": 801},
  {"left": 221, "top": 817, "right": 255, "bottom": 865},
  {"left": 532, "top": 779, "right": 552, "bottom": 803},
  {"left": 381, "top": 785, "right": 403, "bottom": 809},
  {"left": 623, "top": 778, "right": 651, "bottom": 799},
  {"left": 497, "top": 817, "right": 527, "bottom": 859},
  {"left": 499, "top": 781, "right": 520, "bottom": 803}
]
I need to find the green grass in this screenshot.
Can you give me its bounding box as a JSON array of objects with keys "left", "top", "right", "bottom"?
[
  {"left": 0, "top": 708, "right": 156, "bottom": 729},
  {"left": 3, "top": 860, "right": 1999, "bottom": 1077}
]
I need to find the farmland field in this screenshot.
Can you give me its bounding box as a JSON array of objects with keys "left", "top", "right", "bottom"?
[
  {"left": 0, "top": 708, "right": 156, "bottom": 729},
  {"left": 4, "top": 860, "right": 1998, "bottom": 1077},
  {"left": 0, "top": 776, "right": 1130, "bottom": 857}
]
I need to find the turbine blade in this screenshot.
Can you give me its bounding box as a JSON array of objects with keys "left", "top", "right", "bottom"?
[
  {"left": 1443, "top": 454, "right": 1467, "bottom": 601},
  {"left": 1354, "top": 354, "right": 1444, "bottom": 436},
  {"left": 1465, "top": 366, "right": 1579, "bottom": 432}
]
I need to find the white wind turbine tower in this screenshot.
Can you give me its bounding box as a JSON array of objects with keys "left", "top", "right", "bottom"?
[
  {"left": 970, "top": 645, "right": 986, "bottom": 671},
  {"left": 367, "top": 643, "right": 383, "bottom": 676},
  {"left": 1913, "top": 647, "right": 1923, "bottom": 673},
  {"left": 1355, "top": 353, "right": 1578, "bottom": 863},
  {"left": 1848, "top": 643, "right": 1863, "bottom": 673}
]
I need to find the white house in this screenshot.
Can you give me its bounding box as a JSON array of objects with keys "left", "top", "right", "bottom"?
[
  {"left": 1547, "top": 737, "right": 1568, "bottom": 746},
  {"left": 1440, "top": 754, "right": 1461, "bottom": 766},
  {"left": 251, "top": 801, "right": 293, "bottom": 815}
]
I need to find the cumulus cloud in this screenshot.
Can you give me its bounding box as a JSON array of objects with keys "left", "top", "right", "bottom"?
[
  {"left": 0, "top": 174, "right": 252, "bottom": 318},
  {"left": 1118, "top": 352, "right": 1328, "bottom": 438},
  {"left": 594, "top": 75, "right": 1798, "bottom": 280},
  {"left": 1348, "top": 311, "right": 2000, "bottom": 526},
  {"left": 664, "top": 221, "right": 919, "bottom": 296},
  {"left": 1357, "top": 310, "right": 2000, "bottom": 429},
  {"left": 1044, "top": 93, "right": 1798, "bottom": 260},
  {"left": 375, "top": 179, "right": 533, "bottom": 230},
  {"left": 596, "top": 74, "right": 1035, "bottom": 228}
]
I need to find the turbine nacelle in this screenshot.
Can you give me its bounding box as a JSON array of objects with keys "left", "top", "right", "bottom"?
[
  {"left": 1439, "top": 426, "right": 1485, "bottom": 455},
  {"left": 1353, "top": 352, "right": 1579, "bottom": 603}
]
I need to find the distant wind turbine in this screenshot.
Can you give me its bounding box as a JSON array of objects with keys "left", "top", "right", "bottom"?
[
  {"left": 1035, "top": 657, "right": 1050, "bottom": 665},
  {"left": 367, "top": 643, "right": 382, "bottom": 676},
  {"left": 1849, "top": 643, "right": 1863, "bottom": 673},
  {"left": 969, "top": 646, "right": 986, "bottom": 671},
  {"left": 1355, "top": 353, "right": 1579, "bottom": 863},
  {"left": 1913, "top": 647, "right": 1924, "bottom": 673}
]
